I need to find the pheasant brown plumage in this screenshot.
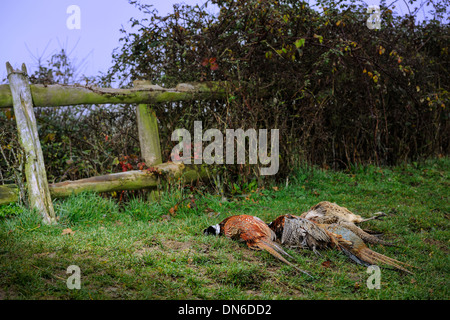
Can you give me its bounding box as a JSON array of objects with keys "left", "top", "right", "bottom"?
[
  {"left": 269, "top": 212, "right": 414, "bottom": 274},
  {"left": 269, "top": 214, "right": 337, "bottom": 255},
  {"left": 204, "top": 214, "right": 312, "bottom": 277},
  {"left": 301, "top": 201, "right": 385, "bottom": 224},
  {"left": 300, "top": 201, "right": 394, "bottom": 246}
]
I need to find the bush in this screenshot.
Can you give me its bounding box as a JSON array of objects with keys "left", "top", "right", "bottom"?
[
  {"left": 1, "top": 0, "right": 448, "bottom": 192},
  {"left": 104, "top": 0, "right": 448, "bottom": 177}
]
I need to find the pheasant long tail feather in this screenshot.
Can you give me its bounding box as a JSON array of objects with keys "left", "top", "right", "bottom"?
[
  {"left": 356, "top": 247, "right": 414, "bottom": 274},
  {"left": 339, "top": 245, "right": 372, "bottom": 267},
  {"left": 255, "top": 239, "right": 313, "bottom": 278}
]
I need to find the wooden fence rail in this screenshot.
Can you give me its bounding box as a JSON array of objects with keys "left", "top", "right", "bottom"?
[
  {"left": 0, "top": 163, "right": 212, "bottom": 205},
  {"left": 0, "top": 62, "right": 231, "bottom": 223},
  {"left": 0, "top": 80, "right": 231, "bottom": 108}
]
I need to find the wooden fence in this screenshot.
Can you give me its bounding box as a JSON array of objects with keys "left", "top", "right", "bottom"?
[{"left": 0, "top": 62, "right": 232, "bottom": 224}]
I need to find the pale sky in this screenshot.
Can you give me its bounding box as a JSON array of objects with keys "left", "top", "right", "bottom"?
[
  {"left": 0, "top": 0, "right": 208, "bottom": 81},
  {"left": 0, "top": 0, "right": 430, "bottom": 82}
]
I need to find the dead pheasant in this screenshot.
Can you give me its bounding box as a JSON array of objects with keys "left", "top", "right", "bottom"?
[
  {"left": 269, "top": 214, "right": 337, "bottom": 255},
  {"left": 301, "top": 201, "right": 387, "bottom": 224},
  {"left": 300, "top": 201, "right": 394, "bottom": 246},
  {"left": 323, "top": 223, "right": 414, "bottom": 274},
  {"left": 269, "top": 214, "right": 414, "bottom": 274},
  {"left": 204, "top": 214, "right": 313, "bottom": 277}
]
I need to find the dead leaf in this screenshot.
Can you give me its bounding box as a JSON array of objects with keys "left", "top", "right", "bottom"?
[
  {"left": 61, "top": 228, "right": 75, "bottom": 235},
  {"left": 189, "top": 198, "right": 198, "bottom": 210},
  {"left": 272, "top": 186, "right": 279, "bottom": 191},
  {"left": 169, "top": 204, "right": 178, "bottom": 215},
  {"left": 321, "top": 260, "right": 332, "bottom": 268}
]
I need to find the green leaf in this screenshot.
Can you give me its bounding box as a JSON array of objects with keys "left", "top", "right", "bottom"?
[{"left": 294, "top": 38, "right": 305, "bottom": 48}]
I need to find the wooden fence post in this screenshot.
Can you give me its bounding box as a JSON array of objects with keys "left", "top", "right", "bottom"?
[
  {"left": 134, "top": 80, "right": 163, "bottom": 201},
  {"left": 6, "top": 62, "right": 56, "bottom": 224},
  {"left": 137, "top": 104, "right": 162, "bottom": 165},
  {"left": 134, "top": 80, "right": 163, "bottom": 166}
]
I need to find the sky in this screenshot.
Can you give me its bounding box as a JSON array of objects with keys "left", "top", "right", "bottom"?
[
  {"left": 0, "top": 0, "right": 208, "bottom": 82},
  {"left": 0, "top": 0, "right": 433, "bottom": 83}
]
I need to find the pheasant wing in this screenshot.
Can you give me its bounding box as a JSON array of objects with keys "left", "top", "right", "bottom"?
[{"left": 282, "top": 216, "right": 331, "bottom": 247}]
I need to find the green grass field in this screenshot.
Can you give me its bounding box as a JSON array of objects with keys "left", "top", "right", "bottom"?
[{"left": 0, "top": 158, "right": 448, "bottom": 300}]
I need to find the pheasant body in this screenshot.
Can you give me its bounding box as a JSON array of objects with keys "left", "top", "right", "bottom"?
[
  {"left": 221, "top": 215, "right": 274, "bottom": 245},
  {"left": 269, "top": 203, "right": 414, "bottom": 274},
  {"left": 204, "top": 215, "right": 312, "bottom": 277},
  {"left": 301, "top": 201, "right": 393, "bottom": 246},
  {"left": 269, "top": 215, "right": 333, "bottom": 254},
  {"left": 301, "top": 201, "right": 366, "bottom": 224}
]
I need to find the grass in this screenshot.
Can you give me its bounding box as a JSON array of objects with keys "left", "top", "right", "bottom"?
[{"left": 0, "top": 158, "right": 448, "bottom": 300}]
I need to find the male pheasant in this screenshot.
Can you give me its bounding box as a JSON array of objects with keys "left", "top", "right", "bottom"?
[{"left": 204, "top": 214, "right": 312, "bottom": 277}]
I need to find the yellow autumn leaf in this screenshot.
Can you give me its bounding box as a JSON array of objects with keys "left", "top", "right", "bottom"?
[{"left": 45, "top": 133, "right": 56, "bottom": 142}]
